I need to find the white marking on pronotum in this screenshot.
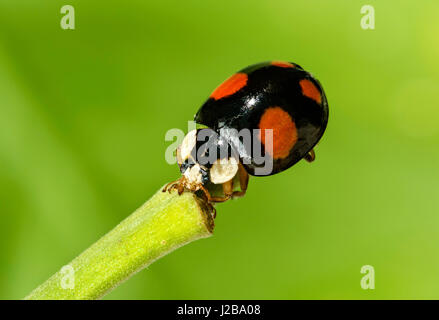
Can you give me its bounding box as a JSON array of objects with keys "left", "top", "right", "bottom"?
[
  {"left": 183, "top": 164, "right": 203, "bottom": 184},
  {"left": 210, "top": 157, "right": 239, "bottom": 184}
]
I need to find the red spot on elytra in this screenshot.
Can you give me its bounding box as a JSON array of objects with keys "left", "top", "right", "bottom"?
[
  {"left": 299, "top": 79, "right": 321, "bottom": 104},
  {"left": 258, "top": 106, "right": 297, "bottom": 159},
  {"left": 271, "top": 61, "right": 295, "bottom": 68},
  {"left": 210, "top": 73, "right": 248, "bottom": 100}
]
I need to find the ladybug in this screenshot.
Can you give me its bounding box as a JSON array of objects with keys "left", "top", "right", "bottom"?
[{"left": 164, "top": 61, "right": 328, "bottom": 203}]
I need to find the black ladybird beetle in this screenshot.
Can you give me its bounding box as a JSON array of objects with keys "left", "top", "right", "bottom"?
[{"left": 164, "top": 61, "right": 328, "bottom": 203}]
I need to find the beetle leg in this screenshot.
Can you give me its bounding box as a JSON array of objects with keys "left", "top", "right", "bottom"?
[
  {"left": 200, "top": 183, "right": 232, "bottom": 203},
  {"left": 304, "top": 149, "right": 316, "bottom": 163},
  {"left": 199, "top": 185, "right": 212, "bottom": 200},
  {"left": 168, "top": 184, "right": 177, "bottom": 194},
  {"left": 177, "top": 183, "right": 185, "bottom": 195},
  {"left": 162, "top": 177, "right": 185, "bottom": 194},
  {"left": 162, "top": 180, "right": 176, "bottom": 192},
  {"left": 232, "top": 163, "right": 249, "bottom": 198},
  {"left": 222, "top": 179, "right": 233, "bottom": 198}
]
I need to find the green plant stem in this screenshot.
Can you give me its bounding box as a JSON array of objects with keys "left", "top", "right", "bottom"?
[{"left": 25, "top": 187, "right": 214, "bottom": 300}]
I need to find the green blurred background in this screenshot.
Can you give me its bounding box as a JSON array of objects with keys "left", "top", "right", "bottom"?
[{"left": 0, "top": 0, "right": 438, "bottom": 299}]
